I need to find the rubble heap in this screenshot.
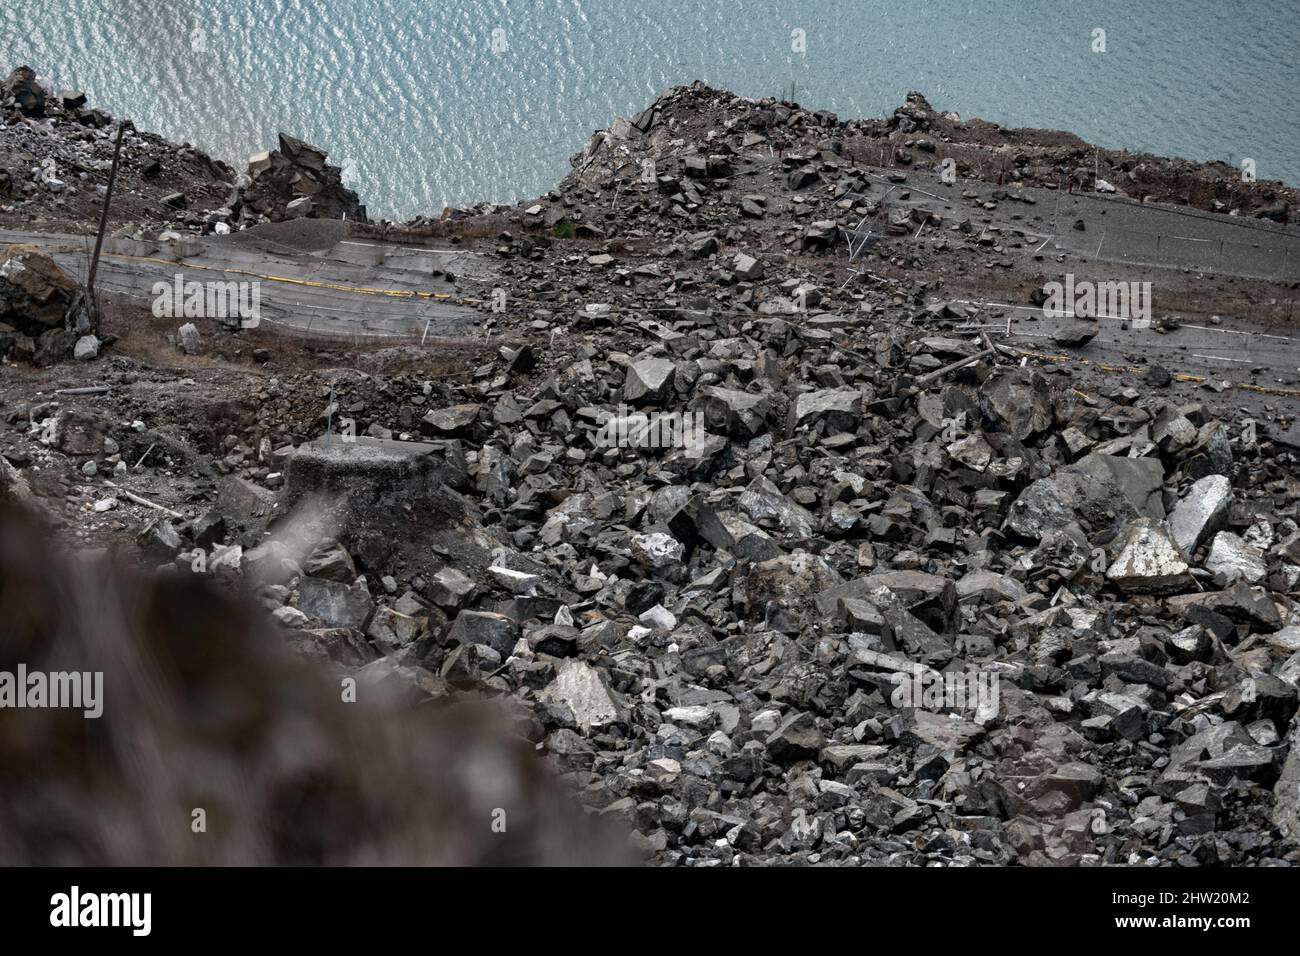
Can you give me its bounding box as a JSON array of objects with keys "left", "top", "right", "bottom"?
[
  {"left": 1, "top": 65, "right": 235, "bottom": 233},
  {"left": 232, "top": 133, "right": 367, "bottom": 225},
  {"left": 2, "top": 81, "right": 1299, "bottom": 868},
  {"left": 1, "top": 65, "right": 366, "bottom": 235},
  {"left": 11, "top": 318, "right": 1299, "bottom": 867}
]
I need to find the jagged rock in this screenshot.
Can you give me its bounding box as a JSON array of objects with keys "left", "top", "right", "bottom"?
[
  {"left": 1274, "top": 723, "right": 1300, "bottom": 840},
  {"left": 733, "top": 252, "right": 764, "bottom": 279},
  {"left": 0, "top": 251, "right": 77, "bottom": 328},
  {"left": 1035, "top": 762, "right": 1104, "bottom": 808},
  {"left": 441, "top": 642, "right": 502, "bottom": 687},
  {"left": 302, "top": 540, "right": 357, "bottom": 583},
  {"left": 1184, "top": 421, "right": 1234, "bottom": 479},
  {"left": 743, "top": 552, "right": 842, "bottom": 618},
  {"left": 72, "top": 334, "right": 99, "bottom": 361},
  {"left": 208, "top": 543, "right": 243, "bottom": 577},
  {"left": 290, "top": 627, "right": 377, "bottom": 666},
  {"left": 296, "top": 577, "right": 374, "bottom": 629},
  {"left": 486, "top": 565, "right": 540, "bottom": 593},
  {"left": 235, "top": 131, "right": 366, "bottom": 222},
  {"left": 667, "top": 496, "right": 735, "bottom": 554},
  {"left": 1106, "top": 519, "right": 1193, "bottom": 593},
  {"left": 543, "top": 659, "right": 623, "bottom": 733},
  {"left": 1205, "top": 532, "right": 1267, "bottom": 585},
  {"left": 980, "top": 369, "right": 1053, "bottom": 440},
  {"left": 868, "top": 586, "right": 953, "bottom": 660},
  {"left": 788, "top": 388, "right": 861, "bottom": 432},
  {"left": 816, "top": 570, "right": 957, "bottom": 634},
  {"left": 623, "top": 358, "right": 676, "bottom": 405},
  {"left": 800, "top": 219, "right": 838, "bottom": 250},
  {"left": 1006, "top": 465, "right": 1138, "bottom": 542},
  {"left": 137, "top": 518, "right": 181, "bottom": 559},
  {"left": 956, "top": 570, "right": 1028, "bottom": 605},
  {"left": 366, "top": 607, "right": 422, "bottom": 651},
  {"left": 663, "top": 705, "right": 716, "bottom": 729},
  {"left": 898, "top": 709, "right": 984, "bottom": 749},
  {"left": 177, "top": 323, "right": 202, "bottom": 355},
  {"left": 446, "top": 610, "right": 518, "bottom": 657},
  {"left": 3, "top": 66, "right": 46, "bottom": 116},
  {"left": 271, "top": 606, "right": 310, "bottom": 628},
  {"left": 738, "top": 476, "right": 816, "bottom": 538},
  {"left": 1169, "top": 474, "right": 1232, "bottom": 555},
  {"left": 686, "top": 231, "right": 718, "bottom": 258},
  {"left": 1167, "top": 624, "right": 1212, "bottom": 663},
  {"left": 1074, "top": 453, "right": 1164, "bottom": 519},
  {"left": 421, "top": 404, "right": 480, "bottom": 433},
  {"left": 1052, "top": 326, "right": 1097, "bottom": 347},
  {"left": 630, "top": 531, "right": 685, "bottom": 570},
  {"left": 1166, "top": 581, "right": 1282, "bottom": 633},
  {"left": 699, "top": 386, "right": 770, "bottom": 438},
  {"left": 33, "top": 328, "right": 70, "bottom": 366},
  {"left": 766, "top": 711, "right": 824, "bottom": 762}
]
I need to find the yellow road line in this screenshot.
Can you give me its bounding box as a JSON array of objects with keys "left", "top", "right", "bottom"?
[{"left": 1013, "top": 347, "right": 1300, "bottom": 398}]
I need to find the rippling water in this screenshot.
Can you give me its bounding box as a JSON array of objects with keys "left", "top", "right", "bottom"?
[{"left": 4, "top": 0, "right": 1298, "bottom": 218}]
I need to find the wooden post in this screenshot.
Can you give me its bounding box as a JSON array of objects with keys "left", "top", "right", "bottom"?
[{"left": 87, "top": 120, "right": 131, "bottom": 316}]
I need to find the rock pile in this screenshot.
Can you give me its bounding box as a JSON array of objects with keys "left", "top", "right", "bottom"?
[
  {"left": 30, "top": 315, "right": 1295, "bottom": 867},
  {"left": 1, "top": 65, "right": 235, "bottom": 233},
  {"left": 2, "top": 65, "right": 102, "bottom": 124},
  {"left": 0, "top": 248, "right": 96, "bottom": 365},
  {"left": 3, "top": 80, "right": 1299, "bottom": 868},
  {"left": 232, "top": 133, "right": 367, "bottom": 224}
]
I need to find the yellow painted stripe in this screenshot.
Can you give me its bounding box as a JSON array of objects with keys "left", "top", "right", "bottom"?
[{"left": 1013, "top": 347, "right": 1300, "bottom": 398}]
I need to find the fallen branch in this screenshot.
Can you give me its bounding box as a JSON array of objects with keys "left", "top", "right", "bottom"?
[
  {"left": 102, "top": 481, "right": 183, "bottom": 520},
  {"left": 980, "top": 330, "right": 1017, "bottom": 357},
  {"left": 913, "top": 347, "right": 995, "bottom": 388},
  {"left": 132, "top": 443, "right": 156, "bottom": 471}
]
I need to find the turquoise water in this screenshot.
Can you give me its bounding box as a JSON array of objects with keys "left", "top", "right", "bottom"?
[{"left": 4, "top": 0, "right": 1298, "bottom": 218}]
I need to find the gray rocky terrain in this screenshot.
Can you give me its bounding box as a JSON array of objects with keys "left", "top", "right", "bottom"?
[{"left": 3, "top": 71, "right": 1300, "bottom": 867}]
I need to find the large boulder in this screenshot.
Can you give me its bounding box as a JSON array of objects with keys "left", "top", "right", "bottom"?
[
  {"left": 980, "top": 368, "right": 1053, "bottom": 440},
  {"left": 1006, "top": 463, "right": 1138, "bottom": 542},
  {"left": 1073, "top": 453, "right": 1164, "bottom": 519},
  {"left": 2, "top": 66, "right": 47, "bottom": 117},
  {"left": 0, "top": 251, "right": 78, "bottom": 328}
]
